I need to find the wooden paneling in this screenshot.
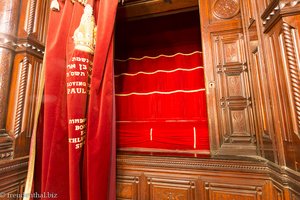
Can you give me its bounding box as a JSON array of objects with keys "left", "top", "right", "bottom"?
[
  {"left": 200, "top": 0, "right": 256, "bottom": 155},
  {"left": 3, "top": 0, "right": 49, "bottom": 158},
  {"left": 262, "top": 9, "right": 300, "bottom": 170},
  {"left": 213, "top": 31, "right": 256, "bottom": 154},
  {"left": 117, "top": 154, "right": 300, "bottom": 200},
  {"left": 18, "top": 0, "right": 50, "bottom": 43},
  {"left": 148, "top": 177, "right": 195, "bottom": 200},
  {"left": 205, "top": 183, "right": 262, "bottom": 200},
  {"left": 6, "top": 54, "right": 43, "bottom": 157},
  {"left": 0, "top": 157, "right": 28, "bottom": 200},
  {"left": 240, "top": 0, "right": 278, "bottom": 163},
  {"left": 0, "top": 0, "right": 22, "bottom": 160},
  {"left": 117, "top": 175, "right": 139, "bottom": 200}
]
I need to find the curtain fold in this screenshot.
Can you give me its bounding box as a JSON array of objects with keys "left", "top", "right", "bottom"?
[
  {"left": 115, "top": 52, "right": 209, "bottom": 151},
  {"left": 36, "top": 1, "right": 118, "bottom": 199}
]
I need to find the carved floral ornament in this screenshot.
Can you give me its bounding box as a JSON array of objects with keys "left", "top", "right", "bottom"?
[{"left": 212, "top": 0, "right": 240, "bottom": 19}]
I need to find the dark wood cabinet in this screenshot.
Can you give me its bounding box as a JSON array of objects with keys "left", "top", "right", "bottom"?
[{"left": 0, "top": 0, "right": 299, "bottom": 199}]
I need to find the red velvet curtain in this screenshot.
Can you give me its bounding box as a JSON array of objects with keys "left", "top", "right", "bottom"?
[
  {"left": 35, "top": 1, "right": 118, "bottom": 200},
  {"left": 115, "top": 52, "right": 209, "bottom": 150}
]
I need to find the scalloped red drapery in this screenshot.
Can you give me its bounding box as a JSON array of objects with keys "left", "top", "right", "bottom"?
[{"left": 115, "top": 52, "right": 209, "bottom": 151}]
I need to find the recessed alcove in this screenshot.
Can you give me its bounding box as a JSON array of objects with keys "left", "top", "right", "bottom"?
[{"left": 114, "top": 9, "right": 210, "bottom": 153}]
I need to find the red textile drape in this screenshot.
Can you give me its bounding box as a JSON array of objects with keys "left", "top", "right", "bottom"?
[
  {"left": 115, "top": 52, "right": 209, "bottom": 150},
  {"left": 36, "top": 1, "right": 118, "bottom": 200}
]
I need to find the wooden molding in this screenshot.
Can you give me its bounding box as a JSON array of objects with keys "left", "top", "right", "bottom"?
[
  {"left": 262, "top": 0, "right": 300, "bottom": 33},
  {"left": 117, "top": 154, "right": 300, "bottom": 199},
  {"left": 117, "top": 0, "right": 198, "bottom": 20}
]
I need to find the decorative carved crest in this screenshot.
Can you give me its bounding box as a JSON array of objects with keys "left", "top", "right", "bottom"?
[{"left": 213, "top": 0, "right": 240, "bottom": 19}]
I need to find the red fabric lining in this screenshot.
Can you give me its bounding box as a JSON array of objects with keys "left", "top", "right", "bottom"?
[
  {"left": 117, "top": 121, "right": 209, "bottom": 150},
  {"left": 116, "top": 91, "right": 207, "bottom": 120},
  {"left": 115, "top": 52, "right": 209, "bottom": 151},
  {"left": 115, "top": 67, "right": 205, "bottom": 94}
]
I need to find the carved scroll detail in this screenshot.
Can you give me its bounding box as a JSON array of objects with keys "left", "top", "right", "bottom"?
[
  {"left": 282, "top": 22, "right": 300, "bottom": 136},
  {"left": 13, "top": 57, "right": 30, "bottom": 138}
]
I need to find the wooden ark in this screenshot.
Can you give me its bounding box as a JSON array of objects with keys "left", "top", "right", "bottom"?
[{"left": 0, "top": 0, "right": 299, "bottom": 199}]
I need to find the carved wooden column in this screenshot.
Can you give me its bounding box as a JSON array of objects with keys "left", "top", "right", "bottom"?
[
  {"left": 0, "top": 0, "right": 22, "bottom": 160},
  {"left": 5, "top": 0, "right": 50, "bottom": 158}
]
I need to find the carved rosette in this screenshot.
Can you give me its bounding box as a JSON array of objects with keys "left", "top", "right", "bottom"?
[{"left": 213, "top": 0, "right": 240, "bottom": 19}]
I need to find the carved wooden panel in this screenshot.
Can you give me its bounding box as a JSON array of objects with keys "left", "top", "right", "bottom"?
[
  {"left": 0, "top": 182, "right": 25, "bottom": 200},
  {"left": 117, "top": 175, "right": 139, "bottom": 200},
  {"left": 199, "top": 0, "right": 256, "bottom": 155},
  {"left": 18, "top": 0, "right": 50, "bottom": 43},
  {"left": 0, "top": 0, "right": 24, "bottom": 161},
  {"left": 117, "top": 154, "right": 300, "bottom": 200},
  {"left": 0, "top": 0, "right": 21, "bottom": 134},
  {"left": 250, "top": 47, "right": 277, "bottom": 162},
  {"left": 240, "top": 0, "right": 278, "bottom": 162},
  {"left": 5, "top": 54, "right": 43, "bottom": 157},
  {"left": 212, "top": 31, "right": 256, "bottom": 155},
  {"left": 271, "top": 185, "right": 284, "bottom": 200},
  {"left": 0, "top": 187, "right": 19, "bottom": 200},
  {"left": 1, "top": 0, "right": 49, "bottom": 160},
  {"left": 263, "top": 17, "right": 300, "bottom": 170},
  {"left": 279, "top": 18, "right": 300, "bottom": 172},
  {"left": 0, "top": 157, "right": 28, "bottom": 200},
  {"left": 148, "top": 177, "right": 195, "bottom": 200},
  {"left": 204, "top": 182, "right": 263, "bottom": 200}
]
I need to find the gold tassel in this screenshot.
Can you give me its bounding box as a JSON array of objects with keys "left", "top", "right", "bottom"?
[{"left": 50, "top": 0, "right": 60, "bottom": 11}]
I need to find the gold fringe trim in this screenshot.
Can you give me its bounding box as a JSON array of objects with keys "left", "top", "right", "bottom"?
[
  {"left": 116, "top": 88, "right": 205, "bottom": 96},
  {"left": 115, "top": 66, "right": 204, "bottom": 77},
  {"left": 115, "top": 51, "right": 202, "bottom": 62}
]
